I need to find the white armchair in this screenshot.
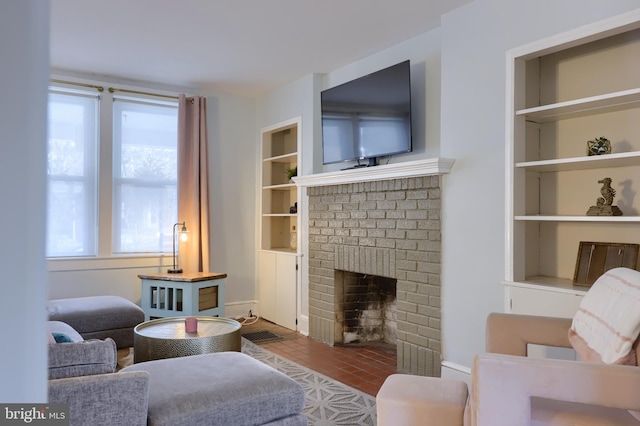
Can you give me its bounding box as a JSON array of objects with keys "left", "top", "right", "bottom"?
[{"left": 377, "top": 267, "right": 640, "bottom": 425}]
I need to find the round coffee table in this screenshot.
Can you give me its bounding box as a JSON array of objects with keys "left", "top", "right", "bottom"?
[{"left": 134, "top": 316, "right": 241, "bottom": 363}]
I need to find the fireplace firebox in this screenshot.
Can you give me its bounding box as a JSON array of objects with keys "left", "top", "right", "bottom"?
[{"left": 336, "top": 270, "right": 397, "bottom": 345}]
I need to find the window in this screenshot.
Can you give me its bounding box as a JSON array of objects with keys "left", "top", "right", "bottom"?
[
  {"left": 46, "top": 86, "right": 178, "bottom": 258},
  {"left": 112, "top": 99, "right": 178, "bottom": 254},
  {"left": 46, "top": 90, "right": 98, "bottom": 257}
]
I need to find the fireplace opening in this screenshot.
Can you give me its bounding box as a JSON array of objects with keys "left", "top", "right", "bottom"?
[{"left": 335, "top": 270, "right": 397, "bottom": 345}]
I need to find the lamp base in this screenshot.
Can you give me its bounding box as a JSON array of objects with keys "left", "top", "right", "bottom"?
[{"left": 167, "top": 268, "right": 183, "bottom": 274}]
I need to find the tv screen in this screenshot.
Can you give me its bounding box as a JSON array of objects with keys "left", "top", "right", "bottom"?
[{"left": 321, "top": 60, "right": 412, "bottom": 166}]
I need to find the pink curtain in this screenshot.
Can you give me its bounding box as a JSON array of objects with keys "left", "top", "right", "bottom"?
[{"left": 177, "top": 94, "right": 210, "bottom": 273}]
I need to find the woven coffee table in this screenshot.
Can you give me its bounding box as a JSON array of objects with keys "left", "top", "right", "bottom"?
[{"left": 134, "top": 316, "right": 241, "bottom": 363}]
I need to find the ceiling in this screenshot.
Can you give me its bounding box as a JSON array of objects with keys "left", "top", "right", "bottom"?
[{"left": 50, "top": 0, "right": 471, "bottom": 97}]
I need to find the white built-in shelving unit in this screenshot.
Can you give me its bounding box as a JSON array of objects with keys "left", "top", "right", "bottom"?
[
  {"left": 505, "top": 10, "right": 640, "bottom": 322},
  {"left": 258, "top": 117, "right": 301, "bottom": 331}
]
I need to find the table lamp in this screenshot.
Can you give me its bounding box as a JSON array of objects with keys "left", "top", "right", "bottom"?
[{"left": 168, "top": 221, "right": 188, "bottom": 273}]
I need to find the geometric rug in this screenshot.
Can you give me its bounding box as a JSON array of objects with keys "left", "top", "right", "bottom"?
[{"left": 241, "top": 338, "right": 377, "bottom": 425}]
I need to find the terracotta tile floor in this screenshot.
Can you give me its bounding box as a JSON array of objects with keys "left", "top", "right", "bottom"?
[{"left": 240, "top": 318, "right": 398, "bottom": 397}]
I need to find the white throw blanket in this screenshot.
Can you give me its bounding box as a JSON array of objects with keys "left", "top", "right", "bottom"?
[{"left": 569, "top": 267, "right": 640, "bottom": 365}]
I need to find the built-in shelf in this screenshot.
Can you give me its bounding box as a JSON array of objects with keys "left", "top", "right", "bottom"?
[
  {"left": 515, "top": 215, "right": 640, "bottom": 222},
  {"left": 266, "top": 247, "right": 298, "bottom": 254},
  {"left": 264, "top": 152, "right": 297, "bottom": 163},
  {"left": 293, "top": 157, "right": 455, "bottom": 187},
  {"left": 517, "top": 87, "right": 640, "bottom": 123},
  {"left": 516, "top": 151, "right": 640, "bottom": 172},
  {"left": 263, "top": 183, "right": 296, "bottom": 190},
  {"left": 505, "top": 277, "right": 588, "bottom": 296}
]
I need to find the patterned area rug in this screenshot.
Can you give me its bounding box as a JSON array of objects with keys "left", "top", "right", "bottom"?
[{"left": 241, "top": 338, "right": 377, "bottom": 425}]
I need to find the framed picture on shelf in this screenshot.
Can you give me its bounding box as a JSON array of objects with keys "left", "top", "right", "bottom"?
[{"left": 573, "top": 241, "right": 640, "bottom": 287}]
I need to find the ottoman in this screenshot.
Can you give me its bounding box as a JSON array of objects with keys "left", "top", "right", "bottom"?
[
  {"left": 47, "top": 296, "right": 145, "bottom": 349},
  {"left": 376, "top": 374, "right": 468, "bottom": 425},
  {"left": 122, "top": 352, "right": 307, "bottom": 426}
]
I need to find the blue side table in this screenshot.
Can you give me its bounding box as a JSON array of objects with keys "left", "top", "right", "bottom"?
[{"left": 139, "top": 272, "right": 226, "bottom": 320}]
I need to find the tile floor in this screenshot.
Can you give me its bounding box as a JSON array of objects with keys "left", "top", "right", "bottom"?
[{"left": 240, "top": 317, "right": 398, "bottom": 397}]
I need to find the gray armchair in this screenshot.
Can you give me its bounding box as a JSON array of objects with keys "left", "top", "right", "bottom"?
[
  {"left": 49, "top": 371, "right": 149, "bottom": 426},
  {"left": 47, "top": 323, "right": 150, "bottom": 426}
]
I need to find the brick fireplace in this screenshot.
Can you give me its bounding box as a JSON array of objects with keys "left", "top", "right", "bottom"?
[{"left": 304, "top": 171, "right": 444, "bottom": 377}]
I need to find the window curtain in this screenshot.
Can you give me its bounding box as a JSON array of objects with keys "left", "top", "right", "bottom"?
[{"left": 177, "top": 94, "right": 210, "bottom": 273}]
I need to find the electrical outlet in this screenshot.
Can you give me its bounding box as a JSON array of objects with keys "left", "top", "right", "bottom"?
[{"left": 249, "top": 310, "right": 253, "bottom": 318}]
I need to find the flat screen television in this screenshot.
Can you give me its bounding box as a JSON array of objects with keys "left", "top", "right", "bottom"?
[{"left": 321, "top": 60, "right": 412, "bottom": 167}]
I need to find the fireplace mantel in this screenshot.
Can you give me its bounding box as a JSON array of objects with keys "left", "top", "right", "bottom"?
[{"left": 293, "top": 157, "right": 455, "bottom": 188}]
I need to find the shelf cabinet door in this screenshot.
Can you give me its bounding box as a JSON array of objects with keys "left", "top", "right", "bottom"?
[
  {"left": 258, "top": 251, "right": 277, "bottom": 322},
  {"left": 507, "top": 286, "right": 583, "bottom": 318},
  {"left": 507, "top": 285, "right": 582, "bottom": 360},
  {"left": 258, "top": 251, "right": 297, "bottom": 331},
  {"left": 275, "top": 254, "right": 297, "bottom": 331}
]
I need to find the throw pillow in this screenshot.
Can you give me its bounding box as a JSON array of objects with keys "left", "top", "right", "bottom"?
[
  {"left": 568, "top": 267, "right": 640, "bottom": 365},
  {"left": 52, "top": 332, "right": 74, "bottom": 343}
]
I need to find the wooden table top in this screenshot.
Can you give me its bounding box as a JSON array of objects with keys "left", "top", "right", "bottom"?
[{"left": 138, "top": 271, "right": 227, "bottom": 282}]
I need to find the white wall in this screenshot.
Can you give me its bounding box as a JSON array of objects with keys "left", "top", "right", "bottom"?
[
  {"left": 46, "top": 76, "right": 258, "bottom": 320},
  {"left": 206, "top": 92, "right": 257, "bottom": 318},
  {"left": 0, "top": 1, "right": 50, "bottom": 401},
  {"left": 439, "top": 0, "right": 640, "bottom": 370},
  {"left": 256, "top": 31, "right": 443, "bottom": 335},
  {"left": 320, "top": 29, "right": 443, "bottom": 173},
  {"left": 258, "top": 0, "right": 640, "bottom": 373}
]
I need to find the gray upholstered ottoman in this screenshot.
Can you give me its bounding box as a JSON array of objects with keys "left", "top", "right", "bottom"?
[
  {"left": 122, "top": 352, "right": 307, "bottom": 426},
  {"left": 47, "top": 296, "right": 144, "bottom": 349}
]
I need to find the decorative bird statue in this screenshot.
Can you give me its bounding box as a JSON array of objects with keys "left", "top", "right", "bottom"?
[{"left": 597, "top": 177, "right": 616, "bottom": 206}]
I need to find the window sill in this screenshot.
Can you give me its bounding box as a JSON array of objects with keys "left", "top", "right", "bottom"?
[{"left": 47, "top": 254, "right": 173, "bottom": 272}]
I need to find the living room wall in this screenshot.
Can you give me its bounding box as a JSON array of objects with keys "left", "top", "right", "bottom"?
[
  {"left": 439, "top": 0, "right": 640, "bottom": 374},
  {"left": 6, "top": 0, "right": 640, "bottom": 403},
  {"left": 256, "top": 26, "right": 443, "bottom": 337},
  {"left": 257, "top": 0, "right": 640, "bottom": 376},
  {"left": 46, "top": 76, "right": 258, "bottom": 320}
]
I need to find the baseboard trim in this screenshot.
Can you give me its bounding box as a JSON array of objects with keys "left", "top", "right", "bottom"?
[
  {"left": 225, "top": 300, "right": 258, "bottom": 320},
  {"left": 298, "top": 314, "right": 309, "bottom": 336}
]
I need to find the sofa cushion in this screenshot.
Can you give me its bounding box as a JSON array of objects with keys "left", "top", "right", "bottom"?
[{"left": 48, "top": 337, "right": 117, "bottom": 379}]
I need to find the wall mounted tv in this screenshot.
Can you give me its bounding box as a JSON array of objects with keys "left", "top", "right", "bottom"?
[{"left": 321, "top": 60, "right": 412, "bottom": 167}]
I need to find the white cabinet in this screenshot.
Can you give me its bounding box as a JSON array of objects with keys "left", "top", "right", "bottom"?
[
  {"left": 258, "top": 117, "right": 301, "bottom": 330},
  {"left": 506, "top": 282, "right": 581, "bottom": 360},
  {"left": 505, "top": 282, "right": 583, "bottom": 318},
  {"left": 505, "top": 10, "right": 640, "bottom": 314},
  {"left": 258, "top": 251, "right": 298, "bottom": 330}
]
